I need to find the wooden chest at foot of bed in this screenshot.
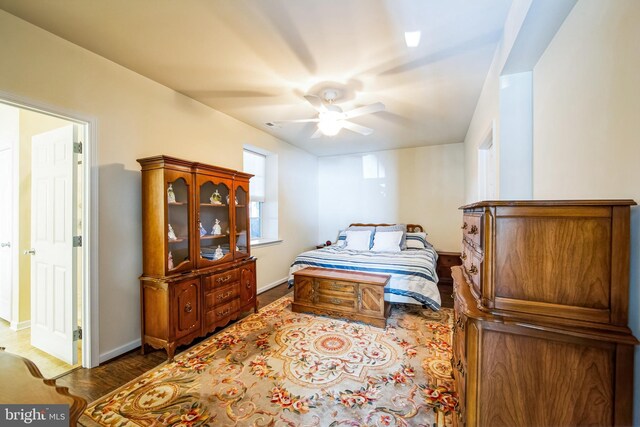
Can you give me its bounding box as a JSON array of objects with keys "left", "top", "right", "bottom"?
[{"left": 292, "top": 267, "right": 391, "bottom": 328}]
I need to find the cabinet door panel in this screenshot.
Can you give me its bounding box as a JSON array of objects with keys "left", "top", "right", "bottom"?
[
  {"left": 165, "top": 169, "right": 195, "bottom": 274},
  {"left": 233, "top": 181, "right": 251, "bottom": 260},
  {"left": 358, "top": 284, "right": 385, "bottom": 316},
  {"left": 172, "top": 279, "right": 200, "bottom": 339},
  {"left": 195, "top": 174, "right": 234, "bottom": 268},
  {"left": 240, "top": 263, "right": 256, "bottom": 308},
  {"left": 294, "top": 276, "right": 314, "bottom": 304}
]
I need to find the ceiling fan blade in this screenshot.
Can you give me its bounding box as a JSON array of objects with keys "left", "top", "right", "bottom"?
[
  {"left": 342, "top": 121, "right": 374, "bottom": 136},
  {"left": 304, "top": 95, "right": 327, "bottom": 112},
  {"left": 344, "top": 102, "right": 385, "bottom": 119},
  {"left": 311, "top": 128, "right": 323, "bottom": 139},
  {"left": 273, "top": 118, "right": 320, "bottom": 124}
]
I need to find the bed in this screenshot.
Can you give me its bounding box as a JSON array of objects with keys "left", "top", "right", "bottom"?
[{"left": 288, "top": 224, "right": 441, "bottom": 310}]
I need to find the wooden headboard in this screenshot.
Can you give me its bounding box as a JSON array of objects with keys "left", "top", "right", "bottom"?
[{"left": 349, "top": 223, "right": 424, "bottom": 232}]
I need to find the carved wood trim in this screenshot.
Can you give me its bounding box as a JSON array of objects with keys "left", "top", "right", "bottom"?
[{"left": 349, "top": 223, "right": 424, "bottom": 232}]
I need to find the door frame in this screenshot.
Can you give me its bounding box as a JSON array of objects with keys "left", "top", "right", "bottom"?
[{"left": 0, "top": 90, "right": 99, "bottom": 369}]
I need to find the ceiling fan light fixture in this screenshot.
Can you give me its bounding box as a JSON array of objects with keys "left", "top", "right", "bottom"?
[
  {"left": 404, "top": 30, "right": 421, "bottom": 47},
  {"left": 317, "top": 119, "right": 343, "bottom": 136}
]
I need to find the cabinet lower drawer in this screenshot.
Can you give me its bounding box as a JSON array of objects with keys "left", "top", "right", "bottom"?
[
  {"left": 204, "top": 269, "right": 239, "bottom": 291},
  {"left": 205, "top": 298, "right": 239, "bottom": 325},
  {"left": 204, "top": 283, "right": 239, "bottom": 309}
]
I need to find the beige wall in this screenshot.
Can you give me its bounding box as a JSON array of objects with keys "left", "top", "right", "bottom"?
[
  {"left": 0, "top": 10, "right": 318, "bottom": 360},
  {"left": 318, "top": 143, "right": 465, "bottom": 252},
  {"left": 17, "top": 109, "right": 71, "bottom": 323},
  {"left": 532, "top": 1, "right": 640, "bottom": 421}
]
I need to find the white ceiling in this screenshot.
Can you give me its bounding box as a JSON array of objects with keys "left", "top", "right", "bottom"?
[{"left": 0, "top": 0, "right": 512, "bottom": 156}]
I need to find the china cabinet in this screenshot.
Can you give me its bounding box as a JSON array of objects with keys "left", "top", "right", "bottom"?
[{"left": 138, "top": 155, "right": 256, "bottom": 359}]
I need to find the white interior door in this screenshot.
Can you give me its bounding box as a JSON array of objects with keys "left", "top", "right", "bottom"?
[
  {"left": 0, "top": 147, "right": 12, "bottom": 321},
  {"left": 30, "top": 124, "right": 78, "bottom": 364}
]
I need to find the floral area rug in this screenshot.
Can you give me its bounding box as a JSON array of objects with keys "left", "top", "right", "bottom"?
[{"left": 80, "top": 295, "right": 457, "bottom": 426}]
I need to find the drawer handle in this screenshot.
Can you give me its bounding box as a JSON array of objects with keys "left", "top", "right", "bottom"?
[
  {"left": 461, "top": 222, "right": 468, "bottom": 230},
  {"left": 184, "top": 302, "right": 193, "bottom": 313},
  {"left": 468, "top": 264, "right": 478, "bottom": 275},
  {"left": 468, "top": 225, "right": 478, "bottom": 235},
  {"left": 246, "top": 281, "right": 252, "bottom": 289},
  {"left": 330, "top": 298, "right": 342, "bottom": 305},
  {"left": 460, "top": 252, "right": 467, "bottom": 260},
  {"left": 217, "top": 275, "right": 232, "bottom": 283},
  {"left": 217, "top": 291, "right": 232, "bottom": 300},
  {"left": 217, "top": 308, "right": 231, "bottom": 317},
  {"left": 330, "top": 283, "right": 342, "bottom": 291}
]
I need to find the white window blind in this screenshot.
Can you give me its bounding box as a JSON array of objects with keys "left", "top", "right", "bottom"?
[{"left": 243, "top": 150, "right": 266, "bottom": 202}]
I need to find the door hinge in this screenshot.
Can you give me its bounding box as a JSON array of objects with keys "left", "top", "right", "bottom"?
[
  {"left": 73, "top": 142, "right": 83, "bottom": 154},
  {"left": 73, "top": 236, "right": 82, "bottom": 247},
  {"left": 73, "top": 327, "right": 82, "bottom": 341}
]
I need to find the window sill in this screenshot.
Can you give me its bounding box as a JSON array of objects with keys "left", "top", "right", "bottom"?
[{"left": 251, "top": 238, "right": 283, "bottom": 248}]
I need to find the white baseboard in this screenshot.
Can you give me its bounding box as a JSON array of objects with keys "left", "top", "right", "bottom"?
[
  {"left": 257, "top": 277, "right": 288, "bottom": 295},
  {"left": 98, "top": 279, "right": 287, "bottom": 364},
  {"left": 99, "top": 338, "right": 141, "bottom": 364},
  {"left": 10, "top": 320, "right": 31, "bottom": 331}
]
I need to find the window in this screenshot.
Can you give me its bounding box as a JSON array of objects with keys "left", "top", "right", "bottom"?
[{"left": 243, "top": 148, "right": 278, "bottom": 244}]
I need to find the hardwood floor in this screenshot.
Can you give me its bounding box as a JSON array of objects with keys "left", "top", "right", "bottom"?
[{"left": 56, "top": 280, "right": 452, "bottom": 403}]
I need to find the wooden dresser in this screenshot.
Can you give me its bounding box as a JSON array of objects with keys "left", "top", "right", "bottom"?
[
  {"left": 138, "top": 156, "right": 257, "bottom": 360},
  {"left": 292, "top": 267, "right": 391, "bottom": 328},
  {"left": 452, "top": 200, "right": 638, "bottom": 427}
]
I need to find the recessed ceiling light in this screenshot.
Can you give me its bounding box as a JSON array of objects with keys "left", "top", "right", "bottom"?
[{"left": 404, "top": 31, "right": 421, "bottom": 47}]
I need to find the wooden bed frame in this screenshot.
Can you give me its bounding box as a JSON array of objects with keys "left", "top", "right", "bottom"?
[{"left": 349, "top": 223, "right": 425, "bottom": 232}]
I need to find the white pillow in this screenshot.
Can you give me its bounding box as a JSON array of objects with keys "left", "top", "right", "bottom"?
[
  {"left": 371, "top": 230, "right": 403, "bottom": 252},
  {"left": 345, "top": 230, "right": 372, "bottom": 251},
  {"left": 406, "top": 232, "right": 428, "bottom": 249}
]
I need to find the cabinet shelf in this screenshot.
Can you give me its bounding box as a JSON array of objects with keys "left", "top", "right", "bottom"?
[
  {"left": 200, "top": 234, "right": 228, "bottom": 240},
  {"left": 168, "top": 238, "right": 186, "bottom": 243},
  {"left": 200, "top": 203, "right": 227, "bottom": 207},
  {"left": 236, "top": 204, "right": 246, "bottom": 208},
  {"left": 168, "top": 202, "right": 187, "bottom": 206}
]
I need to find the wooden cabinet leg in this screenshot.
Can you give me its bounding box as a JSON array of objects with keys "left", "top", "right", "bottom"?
[
  {"left": 140, "top": 342, "right": 146, "bottom": 355},
  {"left": 165, "top": 343, "right": 177, "bottom": 361}
]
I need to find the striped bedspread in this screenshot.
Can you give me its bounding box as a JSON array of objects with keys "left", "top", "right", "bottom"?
[{"left": 288, "top": 246, "right": 441, "bottom": 310}]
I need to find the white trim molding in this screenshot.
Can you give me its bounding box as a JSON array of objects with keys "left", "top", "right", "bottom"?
[
  {"left": 257, "top": 277, "right": 288, "bottom": 295},
  {"left": 9, "top": 320, "right": 31, "bottom": 331},
  {"left": 99, "top": 339, "right": 140, "bottom": 364}
]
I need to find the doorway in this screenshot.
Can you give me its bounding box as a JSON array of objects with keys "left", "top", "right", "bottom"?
[{"left": 0, "top": 101, "right": 88, "bottom": 378}]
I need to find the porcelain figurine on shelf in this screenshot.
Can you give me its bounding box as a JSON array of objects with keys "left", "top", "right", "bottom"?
[
  {"left": 212, "top": 219, "right": 222, "bottom": 236},
  {"left": 214, "top": 245, "right": 223, "bottom": 260},
  {"left": 210, "top": 190, "right": 222, "bottom": 205},
  {"left": 199, "top": 221, "right": 207, "bottom": 237},
  {"left": 236, "top": 245, "right": 240, "bottom": 252},
  {"left": 168, "top": 224, "right": 177, "bottom": 240},
  {"left": 167, "top": 183, "right": 176, "bottom": 203},
  {"left": 168, "top": 251, "right": 174, "bottom": 269},
  {"left": 226, "top": 194, "right": 230, "bottom": 205}
]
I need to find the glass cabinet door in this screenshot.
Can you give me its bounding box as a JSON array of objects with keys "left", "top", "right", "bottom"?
[
  {"left": 234, "top": 183, "right": 250, "bottom": 259},
  {"left": 196, "top": 175, "right": 234, "bottom": 267},
  {"left": 166, "top": 173, "right": 193, "bottom": 273}
]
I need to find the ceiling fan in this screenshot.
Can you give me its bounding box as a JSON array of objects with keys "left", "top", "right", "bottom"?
[{"left": 268, "top": 89, "right": 385, "bottom": 138}]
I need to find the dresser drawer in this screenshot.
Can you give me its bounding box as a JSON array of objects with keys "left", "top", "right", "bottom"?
[
  {"left": 205, "top": 298, "right": 239, "bottom": 325},
  {"left": 204, "top": 268, "right": 239, "bottom": 291},
  {"left": 204, "top": 284, "right": 238, "bottom": 309},
  {"left": 464, "top": 250, "right": 483, "bottom": 298},
  {"left": 462, "top": 214, "right": 482, "bottom": 249}
]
